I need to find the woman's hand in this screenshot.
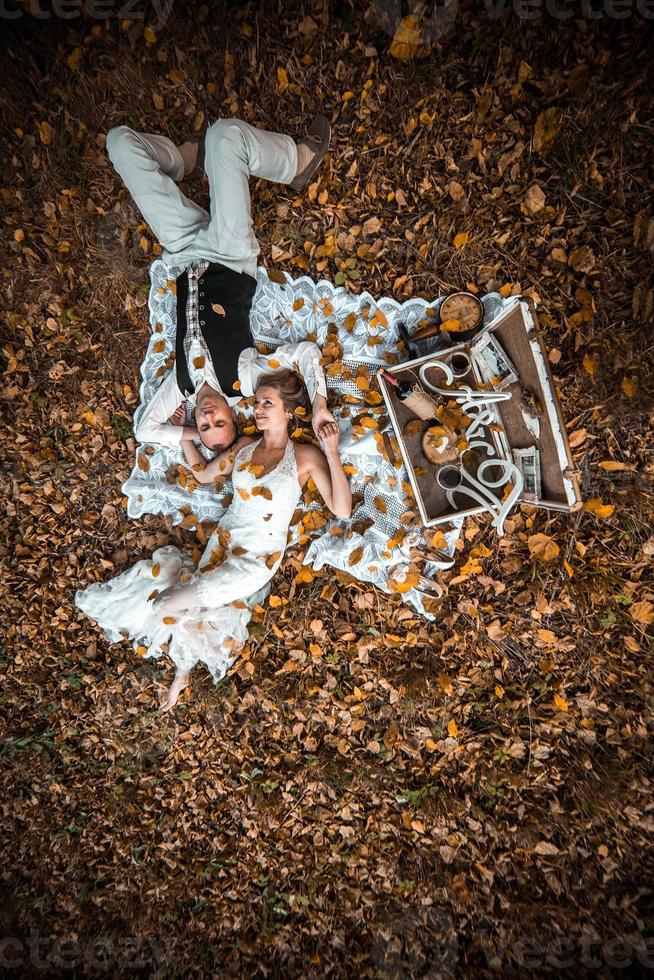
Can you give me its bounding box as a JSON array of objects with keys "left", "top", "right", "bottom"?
[
  {"left": 318, "top": 420, "right": 341, "bottom": 457},
  {"left": 311, "top": 396, "right": 337, "bottom": 440},
  {"left": 169, "top": 403, "right": 186, "bottom": 426}
]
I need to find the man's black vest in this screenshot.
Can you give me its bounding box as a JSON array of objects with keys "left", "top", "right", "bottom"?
[{"left": 175, "top": 262, "right": 257, "bottom": 398}]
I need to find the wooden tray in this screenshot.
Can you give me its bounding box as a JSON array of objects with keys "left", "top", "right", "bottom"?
[
  {"left": 377, "top": 299, "right": 582, "bottom": 528},
  {"left": 377, "top": 348, "right": 512, "bottom": 527},
  {"left": 477, "top": 299, "right": 582, "bottom": 512}
]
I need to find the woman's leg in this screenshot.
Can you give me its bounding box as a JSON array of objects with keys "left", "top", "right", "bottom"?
[
  {"left": 106, "top": 125, "right": 210, "bottom": 255},
  {"left": 153, "top": 581, "right": 204, "bottom": 617},
  {"left": 160, "top": 668, "right": 191, "bottom": 712}
]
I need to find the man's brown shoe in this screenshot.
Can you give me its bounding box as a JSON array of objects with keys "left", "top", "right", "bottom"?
[
  {"left": 179, "top": 119, "right": 209, "bottom": 178},
  {"left": 290, "top": 113, "right": 331, "bottom": 192}
]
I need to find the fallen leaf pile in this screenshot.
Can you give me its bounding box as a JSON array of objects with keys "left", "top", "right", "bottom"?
[{"left": 1, "top": 4, "right": 652, "bottom": 976}]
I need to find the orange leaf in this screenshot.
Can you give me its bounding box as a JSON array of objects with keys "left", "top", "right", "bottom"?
[
  {"left": 265, "top": 551, "right": 281, "bottom": 569},
  {"left": 348, "top": 547, "right": 364, "bottom": 566},
  {"left": 528, "top": 533, "right": 560, "bottom": 563},
  {"left": 583, "top": 498, "right": 615, "bottom": 519},
  {"left": 212, "top": 303, "right": 226, "bottom": 316},
  {"left": 151, "top": 564, "right": 160, "bottom": 577}
]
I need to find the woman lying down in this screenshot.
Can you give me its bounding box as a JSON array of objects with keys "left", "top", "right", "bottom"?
[{"left": 76, "top": 371, "right": 352, "bottom": 710}]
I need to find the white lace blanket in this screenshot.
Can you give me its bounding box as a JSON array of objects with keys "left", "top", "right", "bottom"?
[{"left": 122, "top": 260, "right": 510, "bottom": 619}]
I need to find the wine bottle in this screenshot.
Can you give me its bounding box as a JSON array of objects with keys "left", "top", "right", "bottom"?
[
  {"left": 382, "top": 371, "right": 413, "bottom": 400},
  {"left": 381, "top": 371, "right": 437, "bottom": 421}
]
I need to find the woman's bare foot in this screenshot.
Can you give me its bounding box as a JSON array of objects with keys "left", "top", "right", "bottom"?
[{"left": 160, "top": 670, "right": 190, "bottom": 712}]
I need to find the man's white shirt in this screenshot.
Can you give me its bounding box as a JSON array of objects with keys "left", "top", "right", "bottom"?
[{"left": 134, "top": 338, "right": 328, "bottom": 447}]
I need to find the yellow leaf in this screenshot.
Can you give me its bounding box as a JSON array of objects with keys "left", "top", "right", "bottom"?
[
  {"left": 453, "top": 232, "right": 469, "bottom": 249},
  {"left": 630, "top": 601, "right": 654, "bottom": 625},
  {"left": 38, "top": 121, "right": 54, "bottom": 145},
  {"left": 499, "top": 283, "right": 513, "bottom": 298},
  {"left": 67, "top": 47, "right": 82, "bottom": 70},
  {"left": 265, "top": 551, "right": 282, "bottom": 569},
  {"left": 294, "top": 566, "right": 314, "bottom": 584},
  {"left": 355, "top": 376, "right": 370, "bottom": 391},
  {"left": 582, "top": 353, "right": 598, "bottom": 377},
  {"left": 343, "top": 312, "right": 357, "bottom": 331},
  {"left": 388, "top": 12, "right": 431, "bottom": 61},
  {"left": 232, "top": 380, "right": 241, "bottom": 391},
  {"left": 430, "top": 530, "right": 448, "bottom": 551},
  {"left": 599, "top": 460, "right": 626, "bottom": 472},
  {"left": 425, "top": 738, "right": 438, "bottom": 751},
  {"left": 447, "top": 718, "right": 458, "bottom": 738},
  {"left": 151, "top": 564, "right": 160, "bottom": 578},
  {"left": 441, "top": 317, "right": 463, "bottom": 333},
  {"left": 583, "top": 498, "right": 614, "bottom": 519},
  {"left": 621, "top": 376, "right": 637, "bottom": 397},
  {"left": 269, "top": 595, "right": 283, "bottom": 608},
  {"left": 267, "top": 359, "right": 281, "bottom": 369},
  {"left": 553, "top": 693, "right": 568, "bottom": 712},
  {"left": 292, "top": 298, "right": 305, "bottom": 311},
  {"left": 144, "top": 26, "right": 157, "bottom": 43},
  {"left": 152, "top": 339, "right": 165, "bottom": 353},
  {"left": 495, "top": 685, "right": 505, "bottom": 699},
  {"left": 533, "top": 107, "right": 559, "bottom": 152},
  {"left": 528, "top": 533, "right": 560, "bottom": 563},
  {"left": 162, "top": 616, "right": 177, "bottom": 625},
  {"left": 373, "top": 496, "right": 387, "bottom": 514},
  {"left": 237, "top": 488, "right": 250, "bottom": 501},
  {"left": 277, "top": 67, "right": 288, "bottom": 91},
  {"left": 193, "top": 356, "right": 205, "bottom": 369},
  {"left": 438, "top": 673, "right": 453, "bottom": 695}
]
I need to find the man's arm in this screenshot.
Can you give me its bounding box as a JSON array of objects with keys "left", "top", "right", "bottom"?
[
  {"left": 239, "top": 341, "right": 336, "bottom": 437},
  {"left": 134, "top": 371, "right": 197, "bottom": 446},
  {"left": 180, "top": 436, "right": 252, "bottom": 484}
]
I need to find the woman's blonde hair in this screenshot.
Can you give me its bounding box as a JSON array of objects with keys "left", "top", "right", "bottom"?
[{"left": 255, "top": 370, "right": 310, "bottom": 414}]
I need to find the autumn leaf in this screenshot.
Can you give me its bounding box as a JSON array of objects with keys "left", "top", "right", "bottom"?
[
  {"left": 453, "top": 232, "right": 469, "bottom": 249},
  {"left": 349, "top": 547, "right": 364, "bottom": 566},
  {"left": 528, "top": 533, "right": 560, "bottom": 563},
  {"left": 212, "top": 303, "right": 226, "bottom": 316},
  {"left": 583, "top": 498, "right": 615, "bottom": 519},
  {"left": 265, "top": 551, "right": 281, "bottom": 569},
  {"left": 630, "top": 601, "right": 654, "bottom": 625},
  {"left": 447, "top": 718, "right": 459, "bottom": 738},
  {"left": 553, "top": 693, "right": 568, "bottom": 712},
  {"left": 38, "top": 121, "right": 54, "bottom": 145},
  {"left": 533, "top": 107, "right": 559, "bottom": 152}
]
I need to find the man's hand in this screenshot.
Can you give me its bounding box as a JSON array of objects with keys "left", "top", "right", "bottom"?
[
  {"left": 169, "top": 404, "right": 186, "bottom": 426},
  {"left": 311, "top": 395, "right": 337, "bottom": 440}
]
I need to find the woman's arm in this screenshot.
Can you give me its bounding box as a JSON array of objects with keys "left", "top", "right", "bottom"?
[
  {"left": 300, "top": 423, "right": 352, "bottom": 519},
  {"left": 181, "top": 436, "right": 252, "bottom": 485}
]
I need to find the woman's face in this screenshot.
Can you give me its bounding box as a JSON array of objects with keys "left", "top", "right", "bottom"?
[{"left": 254, "top": 386, "right": 288, "bottom": 430}]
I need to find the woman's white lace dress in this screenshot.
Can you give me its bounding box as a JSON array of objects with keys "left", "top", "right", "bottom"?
[{"left": 75, "top": 438, "right": 302, "bottom": 681}]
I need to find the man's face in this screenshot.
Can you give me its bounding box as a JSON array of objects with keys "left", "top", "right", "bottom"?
[{"left": 194, "top": 390, "right": 237, "bottom": 452}]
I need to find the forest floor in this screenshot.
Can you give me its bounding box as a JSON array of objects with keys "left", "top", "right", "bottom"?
[{"left": 1, "top": 1, "right": 653, "bottom": 976}]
